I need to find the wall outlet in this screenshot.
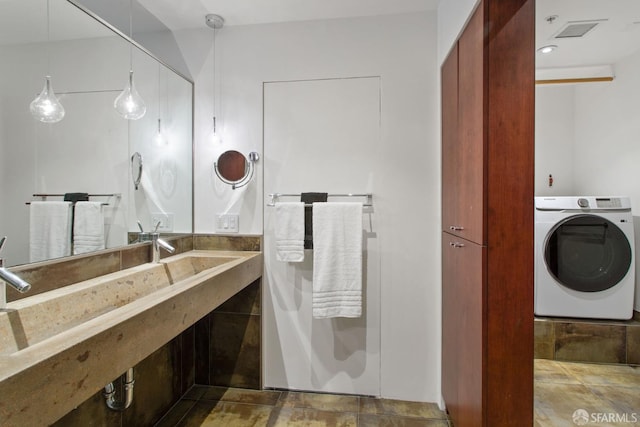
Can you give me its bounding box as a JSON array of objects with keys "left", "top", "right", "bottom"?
[
  {"left": 151, "top": 213, "right": 174, "bottom": 232},
  {"left": 216, "top": 214, "right": 239, "bottom": 233}
]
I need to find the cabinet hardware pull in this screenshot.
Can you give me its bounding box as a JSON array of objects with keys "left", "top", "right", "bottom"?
[
  {"left": 449, "top": 242, "right": 465, "bottom": 248},
  {"left": 449, "top": 226, "right": 464, "bottom": 231}
]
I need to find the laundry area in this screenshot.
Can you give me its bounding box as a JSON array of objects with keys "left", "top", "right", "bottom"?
[{"left": 535, "top": 0, "right": 640, "bottom": 320}]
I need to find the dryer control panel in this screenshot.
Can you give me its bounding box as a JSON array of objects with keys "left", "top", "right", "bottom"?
[
  {"left": 595, "top": 198, "right": 623, "bottom": 208},
  {"left": 535, "top": 196, "right": 631, "bottom": 211}
]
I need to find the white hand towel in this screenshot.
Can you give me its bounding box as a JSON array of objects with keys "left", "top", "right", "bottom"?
[
  {"left": 275, "top": 202, "right": 305, "bottom": 262},
  {"left": 29, "top": 201, "right": 72, "bottom": 263},
  {"left": 73, "top": 202, "right": 105, "bottom": 255},
  {"left": 312, "top": 202, "right": 363, "bottom": 318}
]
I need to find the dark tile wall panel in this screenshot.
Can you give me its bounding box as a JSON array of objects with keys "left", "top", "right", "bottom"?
[
  {"left": 534, "top": 318, "right": 640, "bottom": 365},
  {"left": 210, "top": 312, "right": 261, "bottom": 389},
  {"left": 194, "top": 235, "right": 261, "bottom": 251}
]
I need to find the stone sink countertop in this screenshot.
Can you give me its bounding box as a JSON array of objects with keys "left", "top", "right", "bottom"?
[{"left": 0, "top": 250, "right": 262, "bottom": 427}]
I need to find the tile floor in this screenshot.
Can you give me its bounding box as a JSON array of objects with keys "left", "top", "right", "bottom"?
[
  {"left": 535, "top": 359, "right": 640, "bottom": 427},
  {"left": 156, "top": 360, "right": 640, "bottom": 426},
  {"left": 155, "top": 386, "right": 450, "bottom": 426}
]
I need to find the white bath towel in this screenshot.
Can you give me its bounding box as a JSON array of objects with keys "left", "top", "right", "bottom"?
[
  {"left": 312, "top": 202, "right": 363, "bottom": 318},
  {"left": 73, "top": 202, "right": 105, "bottom": 255},
  {"left": 275, "top": 202, "right": 305, "bottom": 262},
  {"left": 29, "top": 201, "right": 73, "bottom": 263}
]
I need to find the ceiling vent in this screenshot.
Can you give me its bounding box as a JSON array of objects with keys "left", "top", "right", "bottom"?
[{"left": 553, "top": 20, "right": 606, "bottom": 38}]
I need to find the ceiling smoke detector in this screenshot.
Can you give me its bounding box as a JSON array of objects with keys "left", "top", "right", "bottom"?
[{"left": 553, "top": 19, "right": 606, "bottom": 39}]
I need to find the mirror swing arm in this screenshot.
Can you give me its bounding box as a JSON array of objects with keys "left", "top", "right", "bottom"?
[{"left": 213, "top": 151, "right": 259, "bottom": 189}]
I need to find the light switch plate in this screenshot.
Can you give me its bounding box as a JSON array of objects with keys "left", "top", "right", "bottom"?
[
  {"left": 216, "top": 214, "right": 239, "bottom": 233},
  {"left": 151, "top": 213, "right": 174, "bottom": 232}
]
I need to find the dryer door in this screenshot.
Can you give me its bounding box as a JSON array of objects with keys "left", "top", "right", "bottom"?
[{"left": 544, "top": 214, "right": 632, "bottom": 292}]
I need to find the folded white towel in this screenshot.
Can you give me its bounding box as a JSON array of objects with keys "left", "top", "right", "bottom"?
[
  {"left": 29, "top": 201, "right": 73, "bottom": 263},
  {"left": 312, "top": 202, "right": 363, "bottom": 318},
  {"left": 275, "top": 202, "right": 305, "bottom": 262},
  {"left": 73, "top": 202, "right": 105, "bottom": 255}
]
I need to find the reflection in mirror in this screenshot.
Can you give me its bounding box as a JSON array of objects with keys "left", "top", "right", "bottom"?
[
  {"left": 214, "top": 150, "right": 260, "bottom": 190},
  {"left": 0, "top": 0, "right": 193, "bottom": 267},
  {"left": 131, "top": 152, "right": 143, "bottom": 190}
]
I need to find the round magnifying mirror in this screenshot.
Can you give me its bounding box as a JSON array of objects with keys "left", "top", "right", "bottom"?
[
  {"left": 213, "top": 150, "right": 259, "bottom": 189},
  {"left": 131, "top": 152, "right": 143, "bottom": 190},
  {"left": 216, "top": 150, "right": 247, "bottom": 182}
]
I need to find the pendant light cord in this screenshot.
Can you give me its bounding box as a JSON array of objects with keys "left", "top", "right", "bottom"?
[
  {"left": 46, "top": 0, "right": 50, "bottom": 74},
  {"left": 158, "top": 62, "right": 161, "bottom": 123},
  {"left": 129, "top": 0, "right": 133, "bottom": 69},
  {"left": 212, "top": 24, "right": 217, "bottom": 130}
]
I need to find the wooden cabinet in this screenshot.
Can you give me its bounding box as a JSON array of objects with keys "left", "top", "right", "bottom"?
[
  {"left": 442, "top": 233, "right": 484, "bottom": 427},
  {"left": 441, "top": 43, "right": 459, "bottom": 238},
  {"left": 442, "top": 6, "right": 485, "bottom": 245},
  {"left": 441, "top": 0, "right": 534, "bottom": 426}
]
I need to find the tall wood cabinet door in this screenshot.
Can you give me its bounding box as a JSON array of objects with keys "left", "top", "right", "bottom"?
[
  {"left": 441, "top": 231, "right": 459, "bottom": 421},
  {"left": 442, "top": 232, "right": 485, "bottom": 427},
  {"left": 455, "top": 4, "right": 485, "bottom": 245},
  {"left": 441, "top": 44, "right": 458, "bottom": 233}
]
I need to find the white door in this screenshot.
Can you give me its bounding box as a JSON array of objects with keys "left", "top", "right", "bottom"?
[{"left": 263, "top": 77, "right": 381, "bottom": 396}]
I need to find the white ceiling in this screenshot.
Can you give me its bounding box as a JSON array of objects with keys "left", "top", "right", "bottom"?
[
  {"left": 536, "top": 0, "right": 640, "bottom": 69},
  {"left": 0, "top": 0, "right": 113, "bottom": 46},
  {"left": 136, "top": 0, "right": 440, "bottom": 29},
  {"left": 3, "top": 0, "right": 640, "bottom": 71}
]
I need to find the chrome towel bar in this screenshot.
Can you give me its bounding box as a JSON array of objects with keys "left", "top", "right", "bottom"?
[{"left": 267, "top": 193, "right": 373, "bottom": 207}]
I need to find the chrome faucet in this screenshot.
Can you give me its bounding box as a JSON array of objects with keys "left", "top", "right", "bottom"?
[
  {"left": 151, "top": 233, "right": 175, "bottom": 263},
  {"left": 0, "top": 237, "right": 32, "bottom": 309},
  {"left": 136, "top": 221, "right": 151, "bottom": 243},
  {"left": 148, "top": 221, "right": 174, "bottom": 263}
]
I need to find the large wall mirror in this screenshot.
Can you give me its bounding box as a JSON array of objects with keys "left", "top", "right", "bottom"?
[{"left": 0, "top": 0, "right": 193, "bottom": 267}]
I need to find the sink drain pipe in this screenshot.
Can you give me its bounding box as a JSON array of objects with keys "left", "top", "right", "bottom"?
[{"left": 103, "top": 368, "right": 135, "bottom": 411}]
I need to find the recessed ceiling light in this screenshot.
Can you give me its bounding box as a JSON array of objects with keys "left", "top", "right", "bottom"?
[{"left": 538, "top": 45, "right": 558, "bottom": 54}]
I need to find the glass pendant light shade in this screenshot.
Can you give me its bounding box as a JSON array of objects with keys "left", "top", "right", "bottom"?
[
  {"left": 114, "top": 70, "right": 146, "bottom": 120},
  {"left": 154, "top": 119, "right": 167, "bottom": 145},
  {"left": 30, "top": 75, "right": 65, "bottom": 123}
]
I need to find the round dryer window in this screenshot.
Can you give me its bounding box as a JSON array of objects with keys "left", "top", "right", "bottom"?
[{"left": 544, "top": 214, "right": 632, "bottom": 292}]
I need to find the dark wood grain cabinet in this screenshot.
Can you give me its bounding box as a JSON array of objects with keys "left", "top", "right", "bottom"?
[
  {"left": 441, "top": 1, "right": 534, "bottom": 426},
  {"left": 442, "top": 234, "right": 484, "bottom": 427},
  {"left": 442, "top": 6, "right": 484, "bottom": 245}
]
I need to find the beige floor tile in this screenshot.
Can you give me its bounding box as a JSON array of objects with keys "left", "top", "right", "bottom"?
[
  {"left": 178, "top": 401, "right": 273, "bottom": 427},
  {"left": 534, "top": 381, "right": 621, "bottom": 427},
  {"left": 534, "top": 359, "right": 581, "bottom": 384},
  {"left": 359, "top": 414, "right": 450, "bottom": 426},
  {"left": 588, "top": 384, "right": 640, "bottom": 416},
  {"left": 266, "top": 407, "right": 357, "bottom": 426},
  {"left": 359, "top": 397, "right": 447, "bottom": 420},
  {"left": 277, "top": 391, "right": 360, "bottom": 413},
  {"left": 201, "top": 386, "right": 282, "bottom": 406},
  {"left": 561, "top": 361, "right": 640, "bottom": 387}
]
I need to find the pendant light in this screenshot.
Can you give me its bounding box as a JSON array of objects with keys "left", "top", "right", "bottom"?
[
  {"left": 206, "top": 14, "right": 224, "bottom": 143},
  {"left": 30, "top": 0, "right": 65, "bottom": 123},
  {"left": 114, "top": 0, "right": 146, "bottom": 120},
  {"left": 153, "top": 64, "right": 167, "bottom": 145}
]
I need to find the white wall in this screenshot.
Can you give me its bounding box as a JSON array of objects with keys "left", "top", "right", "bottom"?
[
  {"left": 437, "top": 0, "right": 480, "bottom": 65},
  {"left": 175, "top": 12, "right": 441, "bottom": 402},
  {"left": 535, "top": 85, "right": 576, "bottom": 196}
]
